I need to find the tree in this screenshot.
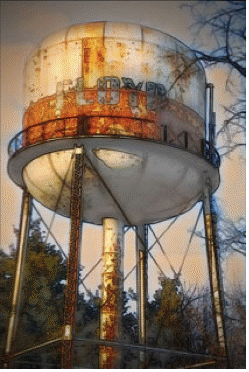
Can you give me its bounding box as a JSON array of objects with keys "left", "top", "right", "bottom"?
[
  {"left": 72, "top": 288, "right": 138, "bottom": 369},
  {"left": 217, "top": 217, "right": 246, "bottom": 256},
  {"left": 145, "top": 277, "right": 221, "bottom": 368},
  {"left": 184, "top": 0, "right": 246, "bottom": 156},
  {"left": 0, "top": 219, "right": 141, "bottom": 368},
  {"left": 194, "top": 197, "right": 246, "bottom": 257},
  {"left": 190, "top": 284, "right": 246, "bottom": 368},
  {"left": 170, "top": 2, "right": 246, "bottom": 258},
  {"left": 0, "top": 250, "right": 16, "bottom": 349},
  {"left": 147, "top": 277, "right": 193, "bottom": 358},
  {"left": 225, "top": 285, "right": 246, "bottom": 368},
  {"left": 14, "top": 219, "right": 67, "bottom": 351},
  {"left": 0, "top": 219, "right": 67, "bottom": 367}
]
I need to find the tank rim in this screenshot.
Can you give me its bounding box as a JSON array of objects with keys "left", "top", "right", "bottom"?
[
  {"left": 8, "top": 135, "right": 220, "bottom": 225},
  {"left": 8, "top": 134, "right": 220, "bottom": 188}
]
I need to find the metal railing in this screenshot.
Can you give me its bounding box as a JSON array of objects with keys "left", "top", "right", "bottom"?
[{"left": 8, "top": 117, "right": 220, "bottom": 168}]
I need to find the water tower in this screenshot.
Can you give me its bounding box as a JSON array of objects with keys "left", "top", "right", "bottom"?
[{"left": 6, "top": 22, "right": 227, "bottom": 368}]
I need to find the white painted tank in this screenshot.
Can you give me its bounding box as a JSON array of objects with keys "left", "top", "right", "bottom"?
[{"left": 8, "top": 22, "right": 219, "bottom": 225}]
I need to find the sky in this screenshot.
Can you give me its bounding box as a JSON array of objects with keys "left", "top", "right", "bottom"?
[{"left": 0, "top": 1, "right": 246, "bottom": 298}]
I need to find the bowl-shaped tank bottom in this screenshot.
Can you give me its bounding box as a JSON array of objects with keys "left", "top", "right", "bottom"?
[{"left": 15, "top": 137, "right": 219, "bottom": 225}]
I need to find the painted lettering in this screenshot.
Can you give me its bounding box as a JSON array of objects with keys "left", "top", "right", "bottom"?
[
  {"left": 121, "top": 77, "right": 143, "bottom": 91},
  {"left": 97, "top": 77, "right": 120, "bottom": 104},
  {"left": 72, "top": 75, "right": 167, "bottom": 108}
]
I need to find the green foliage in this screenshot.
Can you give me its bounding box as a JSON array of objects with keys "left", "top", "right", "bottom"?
[
  {"left": 2, "top": 218, "right": 245, "bottom": 368},
  {"left": 0, "top": 250, "right": 16, "bottom": 346},
  {"left": 154, "top": 277, "right": 182, "bottom": 329},
  {"left": 14, "top": 220, "right": 67, "bottom": 350},
  {"left": 122, "top": 288, "right": 137, "bottom": 339},
  {"left": 0, "top": 219, "right": 138, "bottom": 368},
  {"left": 147, "top": 276, "right": 192, "bottom": 351},
  {"left": 0, "top": 218, "right": 67, "bottom": 366}
]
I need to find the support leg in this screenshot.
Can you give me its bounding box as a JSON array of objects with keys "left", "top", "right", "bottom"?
[
  {"left": 4, "top": 190, "right": 32, "bottom": 368},
  {"left": 203, "top": 182, "right": 229, "bottom": 366},
  {"left": 61, "top": 147, "right": 84, "bottom": 369},
  {"left": 136, "top": 224, "right": 148, "bottom": 368},
  {"left": 99, "top": 218, "right": 123, "bottom": 368}
]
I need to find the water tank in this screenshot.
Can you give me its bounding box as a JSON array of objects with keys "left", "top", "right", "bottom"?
[{"left": 8, "top": 22, "right": 219, "bottom": 225}]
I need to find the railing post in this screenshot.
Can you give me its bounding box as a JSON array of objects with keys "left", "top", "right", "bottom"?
[
  {"left": 201, "top": 139, "right": 205, "bottom": 158},
  {"left": 183, "top": 131, "right": 188, "bottom": 149},
  {"left": 42, "top": 122, "right": 45, "bottom": 141},
  {"left": 163, "top": 125, "right": 167, "bottom": 142}
]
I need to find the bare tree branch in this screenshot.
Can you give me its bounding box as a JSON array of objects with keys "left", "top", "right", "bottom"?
[{"left": 183, "top": 0, "right": 246, "bottom": 156}]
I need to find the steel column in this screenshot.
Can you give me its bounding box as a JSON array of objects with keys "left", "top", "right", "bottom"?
[
  {"left": 203, "top": 182, "right": 229, "bottom": 364},
  {"left": 61, "top": 147, "right": 84, "bottom": 369},
  {"left": 4, "top": 190, "right": 32, "bottom": 368},
  {"left": 136, "top": 224, "right": 148, "bottom": 368},
  {"left": 99, "top": 218, "right": 123, "bottom": 369}
]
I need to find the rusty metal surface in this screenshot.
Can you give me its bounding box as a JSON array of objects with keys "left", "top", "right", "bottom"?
[
  {"left": 22, "top": 21, "right": 206, "bottom": 152},
  {"left": 23, "top": 89, "right": 160, "bottom": 144},
  {"left": 22, "top": 95, "right": 204, "bottom": 152},
  {"left": 7, "top": 22, "right": 220, "bottom": 226},
  {"left": 159, "top": 98, "right": 205, "bottom": 155},
  {"left": 99, "top": 218, "right": 122, "bottom": 368},
  {"left": 61, "top": 147, "right": 84, "bottom": 368}
]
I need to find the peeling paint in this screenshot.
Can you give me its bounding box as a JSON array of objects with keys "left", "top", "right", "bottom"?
[
  {"left": 21, "top": 21, "right": 207, "bottom": 155},
  {"left": 23, "top": 86, "right": 204, "bottom": 153},
  {"left": 23, "top": 22, "right": 206, "bottom": 122},
  {"left": 99, "top": 218, "right": 122, "bottom": 368}
]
